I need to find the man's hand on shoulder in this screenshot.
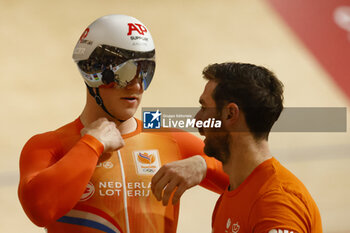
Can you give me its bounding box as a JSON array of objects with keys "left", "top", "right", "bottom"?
[
  {"left": 151, "top": 155, "right": 207, "bottom": 206},
  {"left": 81, "top": 117, "right": 125, "bottom": 152}
]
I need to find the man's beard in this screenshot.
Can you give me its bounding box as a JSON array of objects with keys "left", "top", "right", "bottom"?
[{"left": 203, "top": 129, "right": 231, "bottom": 164}]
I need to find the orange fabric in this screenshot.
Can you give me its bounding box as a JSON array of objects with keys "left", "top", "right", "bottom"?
[
  {"left": 212, "top": 158, "right": 322, "bottom": 233},
  {"left": 18, "top": 118, "right": 228, "bottom": 233},
  {"left": 165, "top": 130, "right": 229, "bottom": 194}
]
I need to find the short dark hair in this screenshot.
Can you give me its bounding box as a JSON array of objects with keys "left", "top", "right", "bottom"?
[{"left": 203, "top": 62, "right": 284, "bottom": 140}]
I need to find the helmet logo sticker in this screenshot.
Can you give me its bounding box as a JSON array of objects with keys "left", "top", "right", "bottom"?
[
  {"left": 127, "top": 23, "right": 148, "bottom": 35},
  {"left": 79, "top": 28, "right": 93, "bottom": 45},
  {"left": 80, "top": 28, "right": 90, "bottom": 42}
]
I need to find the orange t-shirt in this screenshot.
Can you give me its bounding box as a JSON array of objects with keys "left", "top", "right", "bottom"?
[
  {"left": 18, "top": 118, "right": 228, "bottom": 233},
  {"left": 212, "top": 158, "right": 322, "bottom": 233}
]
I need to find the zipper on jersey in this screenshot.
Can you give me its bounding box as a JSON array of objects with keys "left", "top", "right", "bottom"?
[{"left": 117, "top": 150, "right": 131, "bottom": 233}]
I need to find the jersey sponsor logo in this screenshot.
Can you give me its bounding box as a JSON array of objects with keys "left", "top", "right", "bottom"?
[
  {"left": 143, "top": 110, "right": 161, "bottom": 129},
  {"left": 98, "top": 181, "right": 151, "bottom": 197},
  {"left": 79, "top": 181, "right": 95, "bottom": 202},
  {"left": 268, "top": 230, "right": 295, "bottom": 233},
  {"left": 225, "top": 218, "right": 240, "bottom": 233},
  {"left": 103, "top": 161, "right": 114, "bottom": 169},
  {"left": 226, "top": 218, "right": 231, "bottom": 229},
  {"left": 137, "top": 152, "right": 156, "bottom": 164},
  {"left": 133, "top": 150, "right": 160, "bottom": 175},
  {"left": 96, "top": 161, "right": 114, "bottom": 169}
]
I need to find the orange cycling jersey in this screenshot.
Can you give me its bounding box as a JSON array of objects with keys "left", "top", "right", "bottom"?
[
  {"left": 18, "top": 118, "right": 228, "bottom": 233},
  {"left": 212, "top": 157, "right": 322, "bottom": 233}
]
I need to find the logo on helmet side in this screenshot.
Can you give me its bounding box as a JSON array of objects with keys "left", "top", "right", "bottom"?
[
  {"left": 78, "top": 27, "right": 93, "bottom": 45},
  {"left": 80, "top": 28, "right": 90, "bottom": 42},
  {"left": 127, "top": 23, "right": 148, "bottom": 35}
]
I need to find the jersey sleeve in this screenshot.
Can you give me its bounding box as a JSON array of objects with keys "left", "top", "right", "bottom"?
[
  {"left": 249, "top": 190, "right": 312, "bottom": 233},
  {"left": 18, "top": 132, "right": 104, "bottom": 227},
  {"left": 170, "top": 131, "right": 229, "bottom": 194}
]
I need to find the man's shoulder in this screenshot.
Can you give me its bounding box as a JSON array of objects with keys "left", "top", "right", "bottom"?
[
  {"left": 250, "top": 178, "right": 320, "bottom": 233},
  {"left": 24, "top": 118, "right": 81, "bottom": 149},
  {"left": 54, "top": 118, "right": 82, "bottom": 135},
  {"left": 269, "top": 159, "right": 311, "bottom": 197},
  {"left": 255, "top": 159, "right": 319, "bottom": 215}
]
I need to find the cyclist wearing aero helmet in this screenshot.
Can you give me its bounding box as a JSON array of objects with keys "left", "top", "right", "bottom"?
[{"left": 18, "top": 14, "right": 228, "bottom": 233}]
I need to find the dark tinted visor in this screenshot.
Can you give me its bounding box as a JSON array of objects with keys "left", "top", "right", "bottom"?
[
  {"left": 78, "top": 45, "right": 155, "bottom": 74},
  {"left": 77, "top": 45, "right": 155, "bottom": 90}
]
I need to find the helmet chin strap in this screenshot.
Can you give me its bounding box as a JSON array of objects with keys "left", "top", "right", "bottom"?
[{"left": 85, "top": 83, "right": 126, "bottom": 123}]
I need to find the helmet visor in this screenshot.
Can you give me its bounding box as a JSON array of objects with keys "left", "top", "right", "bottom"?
[{"left": 77, "top": 45, "right": 155, "bottom": 90}]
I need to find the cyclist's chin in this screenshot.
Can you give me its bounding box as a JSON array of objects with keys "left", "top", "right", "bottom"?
[{"left": 114, "top": 107, "right": 138, "bottom": 121}]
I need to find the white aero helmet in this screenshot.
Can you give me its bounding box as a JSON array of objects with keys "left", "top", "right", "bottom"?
[{"left": 73, "top": 14, "right": 155, "bottom": 90}]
